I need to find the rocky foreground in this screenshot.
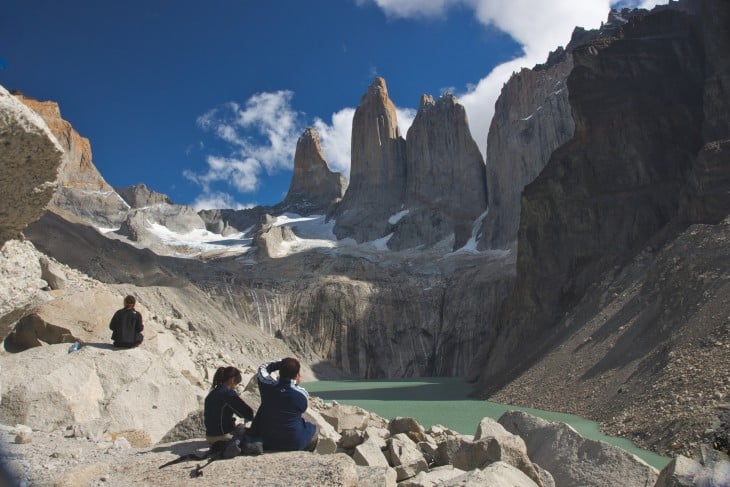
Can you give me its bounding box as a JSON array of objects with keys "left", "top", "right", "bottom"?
[{"left": 2, "top": 393, "right": 728, "bottom": 487}]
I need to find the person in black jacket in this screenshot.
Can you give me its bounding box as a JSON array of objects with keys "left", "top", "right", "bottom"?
[
  {"left": 204, "top": 366, "right": 254, "bottom": 445},
  {"left": 109, "top": 295, "right": 144, "bottom": 348}
]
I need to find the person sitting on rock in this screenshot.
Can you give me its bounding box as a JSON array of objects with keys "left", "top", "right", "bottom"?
[
  {"left": 109, "top": 295, "right": 144, "bottom": 348},
  {"left": 250, "top": 357, "right": 317, "bottom": 452},
  {"left": 204, "top": 366, "right": 254, "bottom": 445}
]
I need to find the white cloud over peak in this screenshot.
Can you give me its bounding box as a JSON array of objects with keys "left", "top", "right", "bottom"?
[
  {"left": 186, "top": 90, "right": 305, "bottom": 206},
  {"left": 360, "top": 0, "right": 668, "bottom": 155},
  {"left": 190, "top": 191, "right": 254, "bottom": 211},
  {"left": 314, "top": 108, "right": 355, "bottom": 178}
]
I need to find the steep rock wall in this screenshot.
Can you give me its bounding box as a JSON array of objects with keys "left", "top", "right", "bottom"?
[
  {"left": 394, "top": 94, "right": 487, "bottom": 250},
  {"left": 333, "top": 77, "right": 407, "bottom": 242},
  {"left": 192, "top": 252, "right": 514, "bottom": 378},
  {"left": 478, "top": 53, "right": 574, "bottom": 250},
  {"left": 470, "top": 5, "right": 727, "bottom": 396}
]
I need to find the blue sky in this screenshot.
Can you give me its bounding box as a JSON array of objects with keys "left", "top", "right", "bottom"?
[{"left": 1, "top": 0, "right": 664, "bottom": 210}]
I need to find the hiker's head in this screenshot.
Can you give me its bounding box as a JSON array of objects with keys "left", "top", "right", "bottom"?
[
  {"left": 123, "top": 295, "right": 136, "bottom": 308},
  {"left": 212, "top": 366, "right": 242, "bottom": 390},
  {"left": 279, "top": 357, "right": 301, "bottom": 383}
]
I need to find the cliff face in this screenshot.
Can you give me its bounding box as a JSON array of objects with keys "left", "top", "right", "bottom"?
[
  {"left": 394, "top": 94, "right": 487, "bottom": 250},
  {"left": 15, "top": 94, "right": 129, "bottom": 228},
  {"left": 281, "top": 127, "right": 346, "bottom": 215},
  {"left": 333, "top": 77, "right": 407, "bottom": 243},
  {"left": 0, "top": 86, "right": 63, "bottom": 245},
  {"left": 471, "top": 0, "right": 730, "bottom": 408},
  {"left": 182, "top": 250, "right": 514, "bottom": 378},
  {"left": 478, "top": 53, "right": 574, "bottom": 250}
]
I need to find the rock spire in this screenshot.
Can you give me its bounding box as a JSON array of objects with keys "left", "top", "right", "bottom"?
[{"left": 281, "top": 127, "right": 346, "bottom": 214}]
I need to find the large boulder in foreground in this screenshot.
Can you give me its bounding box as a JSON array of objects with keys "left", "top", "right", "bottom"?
[
  {"left": 0, "top": 343, "right": 204, "bottom": 443},
  {"left": 499, "top": 410, "right": 658, "bottom": 487},
  {"left": 0, "top": 85, "right": 63, "bottom": 246},
  {"left": 15, "top": 92, "right": 129, "bottom": 229}
]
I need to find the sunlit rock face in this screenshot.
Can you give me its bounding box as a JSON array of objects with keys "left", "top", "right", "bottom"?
[
  {"left": 0, "top": 85, "right": 63, "bottom": 245},
  {"left": 391, "top": 93, "right": 487, "bottom": 251},
  {"left": 281, "top": 127, "right": 346, "bottom": 215},
  {"left": 477, "top": 52, "right": 574, "bottom": 251},
  {"left": 15, "top": 93, "right": 129, "bottom": 228},
  {"left": 333, "top": 77, "right": 407, "bottom": 243}
]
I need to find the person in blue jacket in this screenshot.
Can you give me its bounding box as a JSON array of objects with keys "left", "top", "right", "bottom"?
[
  {"left": 251, "top": 357, "right": 317, "bottom": 451},
  {"left": 204, "top": 366, "right": 254, "bottom": 445}
]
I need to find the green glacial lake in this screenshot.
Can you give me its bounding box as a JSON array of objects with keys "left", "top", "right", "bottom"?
[{"left": 303, "top": 377, "right": 670, "bottom": 470}]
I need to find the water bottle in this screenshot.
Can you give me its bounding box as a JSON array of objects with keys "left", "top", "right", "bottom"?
[{"left": 68, "top": 342, "right": 80, "bottom": 353}]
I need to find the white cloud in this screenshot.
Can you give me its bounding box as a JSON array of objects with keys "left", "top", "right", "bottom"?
[
  {"left": 357, "top": 0, "right": 460, "bottom": 18},
  {"left": 396, "top": 107, "right": 417, "bottom": 139},
  {"left": 314, "top": 108, "right": 356, "bottom": 178},
  {"left": 190, "top": 191, "right": 255, "bottom": 211},
  {"left": 311, "top": 104, "right": 415, "bottom": 180},
  {"left": 184, "top": 155, "right": 262, "bottom": 193},
  {"left": 186, "top": 90, "right": 304, "bottom": 204},
  {"left": 360, "top": 0, "right": 668, "bottom": 155}
]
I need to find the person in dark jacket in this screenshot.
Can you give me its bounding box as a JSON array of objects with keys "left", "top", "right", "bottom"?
[
  {"left": 204, "top": 366, "right": 254, "bottom": 445},
  {"left": 250, "top": 357, "right": 317, "bottom": 451},
  {"left": 109, "top": 295, "right": 144, "bottom": 348}
]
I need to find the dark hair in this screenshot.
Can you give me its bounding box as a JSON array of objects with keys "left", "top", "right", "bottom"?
[
  {"left": 279, "top": 357, "right": 301, "bottom": 381},
  {"left": 124, "top": 295, "right": 136, "bottom": 307},
  {"left": 212, "top": 366, "right": 242, "bottom": 390}
]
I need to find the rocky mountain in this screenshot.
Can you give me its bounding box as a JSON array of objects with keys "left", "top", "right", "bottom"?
[
  {"left": 116, "top": 182, "right": 173, "bottom": 208},
  {"left": 333, "top": 77, "right": 408, "bottom": 243},
  {"left": 334, "top": 78, "right": 488, "bottom": 251},
  {"left": 14, "top": 92, "right": 129, "bottom": 229},
  {"left": 281, "top": 127, "right": 347, "bottom": 214},
  {"left": 468, "top": 0, "right": 730, "bottom": 457},
  {"left": 477, "top": 9, "right": 647, "bottom": 251},
  {"left": 396, "top": 93, "right": 487, "bottom": 250},
  {"left": 1, "top": 0, "right": 729, "bottom": 475}
]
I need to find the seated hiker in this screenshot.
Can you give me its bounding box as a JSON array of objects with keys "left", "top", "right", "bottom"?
[
  {"left": 109, "top": 295, "right": 144, "bottom": 348},
  {"left": 250, "top": 357, "right": 317, "bottom": 452},
  {"left": 204, "top": 366, "right": 254, "bottom": 445}
]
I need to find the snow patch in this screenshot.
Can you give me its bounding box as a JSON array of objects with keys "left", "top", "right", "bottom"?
[{"left": 388, "top": 209, "right": 410, "bottom": 225}]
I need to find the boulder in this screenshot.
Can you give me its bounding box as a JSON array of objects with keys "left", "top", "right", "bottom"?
[
  {"left": 39, "top": 256, "right": 66, "bottom": 290},
  {"left": 0, "top": 343, "right": 203, "bottom": 443},
  {"left": 398, "top": 465, "right": 466, "bottom": 487},
  {"left": 318, "top": 402, "right": 370, "bottom": 432},
  {"left": 119, "top": 450, "right": 360, "bottom": 486},
  {"left": 15, "top": 92, "right": 129, "bottom": 229},
  {"left": 353, "top": 438, "right": 390, "bottom": 468},
  {"left": 339, "top": 428, "right": 364, "bottom": 449},
  {"left": 498, "top": 411, "right": 658, "bottom": 487},
  {"left": 0, "top": 85, "right": 63, "bottom": 246},
  {"left": 388, "top": 433, "right": 429, "bottom": 481},
  {"left": 474, "top": 416, "right": 511, "bottom": 440},
  {"left": 447, "top": 461, "right": 539, "bottom": 486},
  {"left": 389, "top": 416, "right": 426, "bottom": 443},
  {"left": 355, "top": 465, "right": 397, "bottom": 487}
]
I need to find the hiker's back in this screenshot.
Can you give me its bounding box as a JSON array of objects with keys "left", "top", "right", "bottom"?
[{"left": 109, "top": 296, "right": 144, "bottom": 348}]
